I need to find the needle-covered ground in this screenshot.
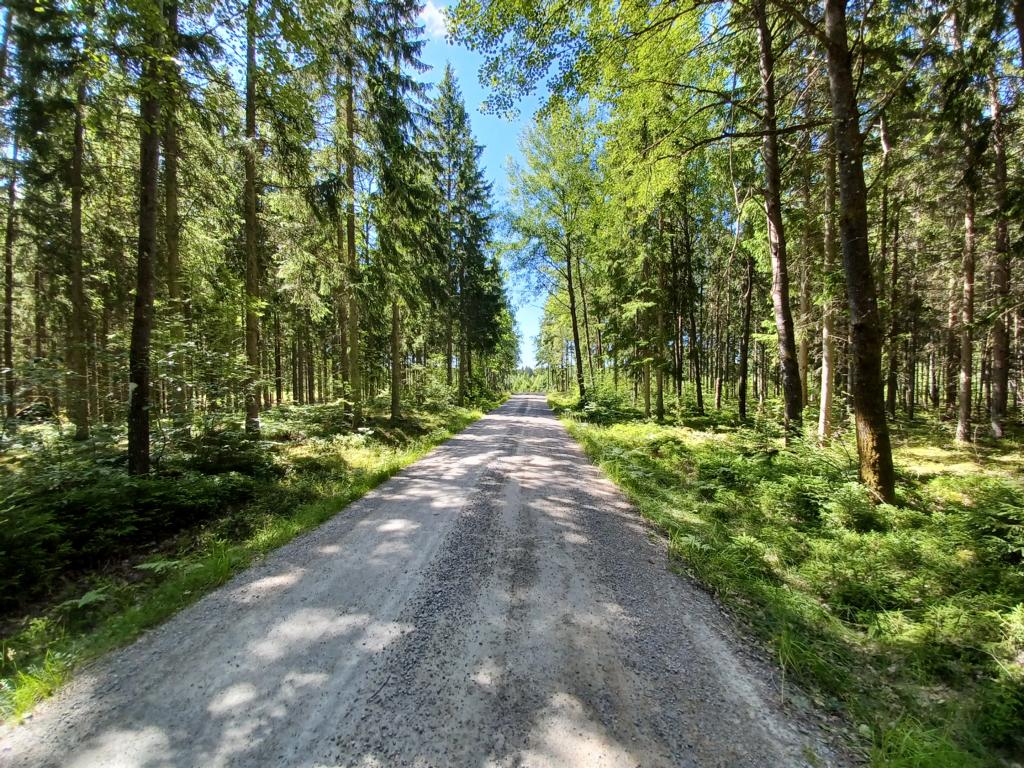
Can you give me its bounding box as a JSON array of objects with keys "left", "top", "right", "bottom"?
[
  {"left": 0, "top": 399, "right": 493, "bottom": 720},
  {"left": 552, "top": 389, "right": 1024, "bottom": 767}
]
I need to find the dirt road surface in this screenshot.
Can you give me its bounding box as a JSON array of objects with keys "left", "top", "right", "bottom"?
[{"left": 1, "top": 394, "right": 845, "bottom": 767}]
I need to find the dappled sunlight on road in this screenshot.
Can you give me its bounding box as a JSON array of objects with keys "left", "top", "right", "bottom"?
[{"left": 2, "top": 395, "right": 838, "bottom": 768}]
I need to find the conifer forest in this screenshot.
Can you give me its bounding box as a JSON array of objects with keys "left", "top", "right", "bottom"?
[{"left": 1, "top": 0, "right": 1024, "bottom": 764}]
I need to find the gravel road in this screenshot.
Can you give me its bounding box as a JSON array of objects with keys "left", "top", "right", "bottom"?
[{"left": 1, "top": 394, "right": 846, "bottom": 767}]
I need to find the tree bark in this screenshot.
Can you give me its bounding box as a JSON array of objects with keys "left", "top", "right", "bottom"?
[
  {"left": 69, "top": 74, "right": 90, "bottom": 439},
  {"left": 818, "top": 137, "right": 837, "bottom": 444},
  {"left": 3, "top": 138, "right": 16, "bottom": 421},
  {"left": 128, "top": 53, "right": 161, "bottom": 474},
  {"left": 274, "top": 308, "right": 283, "bottom": 405},
  {"left": 885, "top": 208, "right": 900, "bottom": 420},
  {"left": 754, "top": 0, "right": 802, "bottom": 432},
  {"left": 956, "top": 179, "right": 975, "bottom": 443},
  {"left": 164, "top": 0, "right": 187, "bottom": 428},
  {"left": 243, "top": 0, "right": 261, "bottom": 435},
  {"left": 680, "top": 206, "right": 703, "bottom": 415},
  {"left": 565, "top": 238, "right": 586, "bottom": 400},
  {"left": 1, "top": 13, "right": 13, "bottom": 421},
  {"left": 345, "top": 57, "right": 362, "bottom": 427},
  {"left": 989, "top": 72, "right": 1010, "bottom": 438},
  {"left": 738, "top": 250, "right": 754, "bottom": 420},
  {"left": 390, "top": 300, "right": 401, "bottom": 421},
  {"left": 823, "top": 0, "right": 896, "bottom": 502}
]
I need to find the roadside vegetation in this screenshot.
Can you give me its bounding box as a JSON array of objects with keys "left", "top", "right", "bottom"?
[
  {"left": 0, "top": 396, "right": 499, "bottom": 721},
  {"left": 550, "top": 388, "right": 1024, "bottom": 767}
]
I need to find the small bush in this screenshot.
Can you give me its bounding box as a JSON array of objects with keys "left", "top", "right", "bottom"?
[{"left": 180, "top": 428, "right": 284, "bottom": 479}]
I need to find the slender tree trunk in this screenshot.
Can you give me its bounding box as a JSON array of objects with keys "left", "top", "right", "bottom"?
[
  {"left": 305, "top": 321, "right": 315, "bottom": 403},
  {"left": 818, "top": 137, "right": 837, "bottom": 443},
  {"left": 956, "top": 181, "right": 975, "bottom": 443},
  {"left": 565, "top": 239, "right": 586, "bottom": 400},
  {"left": 68, "top": 75, "right": 90, "bottom": 439},
  {"left": 391, "top": 300, "right": 401, "bottom": 421},
  {"left": 989, "top": 72, "right": 1010, "bottom": 438},
  {"left": 243, "top": 1, "right": 261, "bottom": 435},
  {"left": 823, "top": 0, "right": 896, "bottom": 502},
  {"left": 738, "top": 251, "right": 754, "bottom": 420},
  {"left": 3, "top": 138, "right": 16, "bottom": 420},
  {"left": 885, "top": 208, "right": 900, "bottom": 419},
  {"left": 754, "top": 0, "right": 802, "bottom": 432},
  {"left": 680, "top": 208, "right": 703, "bottom": 415},
  {"left": 164, "top": 0, "right": 186, "bottom": 428},
  {"left": 345, "top": 59, "right": 361, "bottom": 427},
  {"left": 945, "top": 277, "right": 959, "bottom": 415},
  {"left": 128, "top": 53, "right": 161, "bottom": 474},
  {"left": 0, "top": 12, "right": 11, "bottom": 421},
  {"left": 274, "top": 309, "right": 282, "bottom": 405},
  {"left": 577, "top": 250, "right": 594, "bottom": 386}
]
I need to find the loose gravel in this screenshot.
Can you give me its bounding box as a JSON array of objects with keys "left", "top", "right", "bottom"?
[{"left": 0, "top": 394, "right": 849, "bottom": 767}]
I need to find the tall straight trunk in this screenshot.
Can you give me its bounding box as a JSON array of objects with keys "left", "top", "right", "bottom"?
[
  {"left": 3, "top": 138, "right": 16, "bottom": 420},
  {"left": 879, "top": 115, "right": 898, "bottom": 420},
  {"left": 345, "top": 61, "right": 361, "bottom": 427},
  {"left": 754, "top": 0, "right": 802, "bottom": 432},
  {"left": 69, "top": 75, "right": 90, "bottom": 439},
  {"left": 738, "top": 251, "right": 754, "bottom": 420},
  {"left": 576, "top": 250, "right": 594, "bottom": 386},
  {"left": 164, "top": 0, "right": 186, "bottom": 427},
  {"left": 390, "top": 300, "right": 401, "bottom": 421},
  {"left": 823, "top": 0, "right": 896, "bottom": 502},
  {"left": 818, "top": 137, "right": 837, "bottom": 443},
  {"left": 457, "top": 263, "right": 467, "bottom": 405},
  {"left": 680, "top": 207, "right": 703, "bottom": 415},
  {"left": 243, "top": 0, "right": 261, "bottom": 435},
  {"left": 128, "top": 54, "right": 161, "bottom": 474},
  {"left": 305, "top": 329, "right": 315, "bottom": 403},
  {"left": 798, "top": 266, "right": 810, "bottom": 408},
  {"left": 989, "top": 72, "right": 1010, "bottom": 438},
  {"left": 100, "top": 303, "right": 112, "bottom": 422},
  {"left": 929, "top": 345, "right": 939, "bottom": 410},
  {"left": 564, "top": 239, "right": 586, "bottom": 400},
  {"left": 445, "top": 323, "right": 453, "bottom": 387},
  {"left": 799, "top": 158, "right": 813, "bottom": 407},
  {"left": 956, "top": 183, "right": 975, "bottom": 443},
  {"left": 656, "top": 301, "right": 665, "bottom": 421},
  {"left": 945, "top": 277, "right": 959, "bottom": 415},
  {"left": 885, "top": 208, "right": 900, "bottom": 419},
  {"left": 273, "top": 309, "right": 282, "bottom": 404},
  {"left": 293, "top": 334, "right": 303, "bottom": 404},
  {"left": 1, "top": 14, "right": 12, "bottom": 420},
  {"left": 333, "top": 70, "right": 349, "bottom": 394}
]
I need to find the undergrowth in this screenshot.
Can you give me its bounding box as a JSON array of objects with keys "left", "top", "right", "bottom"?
[
  {"left": 0, "top": 399, "right": 497, "bottom": 721},
  {"left": 552, "top": 390, "right": 1024, "bottom": 767}
]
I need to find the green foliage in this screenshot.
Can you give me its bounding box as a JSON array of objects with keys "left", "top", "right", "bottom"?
[
  {"left": 563, "top": 405, "right": 1024, "bottom": 765},
  {"left": 0, "top": 402, "right": 489, "bottom": 720}
]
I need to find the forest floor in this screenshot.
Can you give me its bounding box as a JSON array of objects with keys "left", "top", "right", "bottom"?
[
  {"left": 0, "top": 394, "right": 843, "bottom": 767},
  {"left": 553, "top": 390, "right": 1024, "bottom": 767},
  {"left": 0, "top": 399, "right": 491, "bottom": 721}
]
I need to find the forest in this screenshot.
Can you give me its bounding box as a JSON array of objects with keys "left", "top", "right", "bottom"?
[
  {"left": 454, "top": 0, "right": 1024, "bottom": 765},
  {"left": 0, "top": 0, "right": 515, "bottom": 722},
  {"left": 449, "top": 0, "right": 1024, "bottom": 762},
  {"left": 1, "top": 0, "right": 1023, "bottom": 763}
]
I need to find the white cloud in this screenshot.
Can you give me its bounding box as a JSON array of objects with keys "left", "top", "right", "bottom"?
[{"left": 420, "top": 0, "right": 448, "bottom": 39}]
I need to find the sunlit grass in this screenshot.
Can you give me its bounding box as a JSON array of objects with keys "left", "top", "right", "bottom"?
[
  {"left": 0, "top": 403, "right": 490, "bottom": 721},
  {"left": 556, "top": 394, "right": 1024, "bottom": 767}
]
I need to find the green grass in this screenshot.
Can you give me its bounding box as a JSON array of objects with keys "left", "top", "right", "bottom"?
[
  {"left": 552, "top": 391, "right": 1024, "bottom": 767},
  {"left": 0, "top": 401, "right": 493, "bottom": 721}
]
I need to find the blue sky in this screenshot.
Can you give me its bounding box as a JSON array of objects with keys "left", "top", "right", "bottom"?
[{"left": 417, "top": 1, "right": 544, "bottom": 368}]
